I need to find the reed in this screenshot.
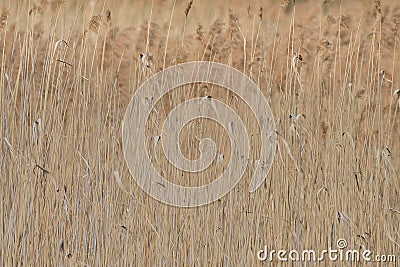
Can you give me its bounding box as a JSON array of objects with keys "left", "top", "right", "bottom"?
[{"left": 0, "top": 0, "right": 399, "bottom": 265}]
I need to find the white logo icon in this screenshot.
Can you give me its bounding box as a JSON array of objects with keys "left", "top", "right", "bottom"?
[{"left": 122, "top": 61, "right": 276, "bottom": 207}]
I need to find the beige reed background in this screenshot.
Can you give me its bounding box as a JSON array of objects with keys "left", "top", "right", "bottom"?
[{"left": 0, "top": 0, "right": 400, "bottom": 265}]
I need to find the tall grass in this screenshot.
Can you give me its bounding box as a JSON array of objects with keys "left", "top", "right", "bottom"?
[{"left": 1, "top": 0, "right": 399, "bottom": 265}]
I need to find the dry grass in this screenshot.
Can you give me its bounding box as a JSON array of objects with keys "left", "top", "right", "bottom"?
[{"left": 1, "top": 0, "right": 400, "bottom": 265}]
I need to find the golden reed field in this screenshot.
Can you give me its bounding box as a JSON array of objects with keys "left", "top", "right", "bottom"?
[{"left": 1, "top": 0, "right": 400, "bottom": 265}]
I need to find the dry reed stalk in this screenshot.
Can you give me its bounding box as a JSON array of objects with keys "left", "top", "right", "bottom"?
[{"left": 181, "top": 0, "right": 193, "bottom": 48}]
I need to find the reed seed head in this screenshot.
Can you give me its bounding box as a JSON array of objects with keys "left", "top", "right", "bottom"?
[
  {"left": 184, "top": 1, "right": 193, "bottom": 18},
  {"left": 89, "top": 15, "right": 102, "bottom": 33},
  {"left": 0, "top": 7, "right": 8, "bottom": 30}
]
